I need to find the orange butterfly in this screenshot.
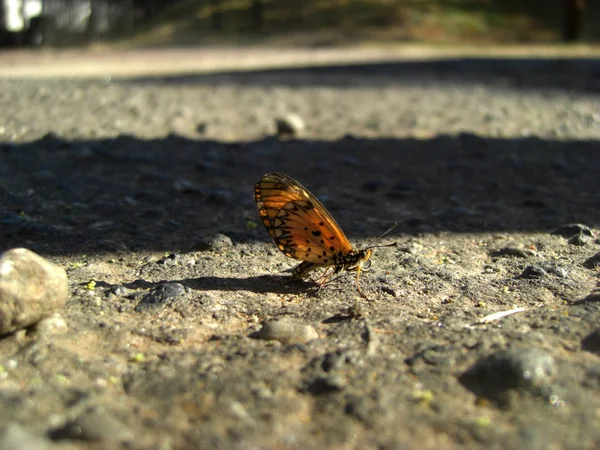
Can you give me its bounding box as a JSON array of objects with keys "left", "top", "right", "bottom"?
[{"left": 254, "top": 173, "right": 396, "bottom": 296}]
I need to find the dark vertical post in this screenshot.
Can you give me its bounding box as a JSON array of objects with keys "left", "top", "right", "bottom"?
[
  {"left": 86, "top": 0, "right": 98, "bottom": 42},
  {"left": 211, "top": 0, "right": 222, "bottom": 31},
  {"left": 251, "top": 0, "right": 263, "bottom": 33},
  {"left": 563, "top": 0, "right": 587, "bottom": 42}
]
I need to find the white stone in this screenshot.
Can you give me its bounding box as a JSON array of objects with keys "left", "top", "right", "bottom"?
[{"left": 0, "top": 248, "right": 68, "bottom": 335}]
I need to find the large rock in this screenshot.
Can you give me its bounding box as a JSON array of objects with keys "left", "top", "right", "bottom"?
[{"left": 0, "top": 248, "right": 68, "bottom": 335}]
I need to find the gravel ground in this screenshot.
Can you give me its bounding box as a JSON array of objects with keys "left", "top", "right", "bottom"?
[{"left": 1, "top": 47, "right": 600, "bottom": 449}]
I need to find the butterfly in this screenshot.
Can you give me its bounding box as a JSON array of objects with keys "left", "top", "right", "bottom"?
[{"left": 254, "top": 173, "right": 396, "bottom": 296}]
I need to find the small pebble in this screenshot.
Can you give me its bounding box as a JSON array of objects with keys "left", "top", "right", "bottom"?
[
  {"left": 275, "top": 114, "right": 305, "bottom": 137},
  {"left": 491, "top": 247, "right": 536, "bottom": 258},
  {"left": 380, "top": 286, "right": 397, "bottom": 297},
  {"left": 196, "top": 122, "right": 207, "bottom": 133},
  {"left": 321, "top": 350, "right": 360, "bottom": 372},
  {"left": 50, "top": 410, "right": 132, "bottom": 443},
  {"left": 0, "top": 248, "right": 68, "bottom": 335},
  {"left": 344, "top": 396, "right": 372, "bottom": 423},
  {"left": 157, "top": 253, "right": 181, "bottom": 266},
  {"left": 518, "top": 265, "right": 548, "bottom": 279},
  {"left": 582, "top": 291, "right": 600, "bottom": 302},
  {"left": 254, "top": 318, "right": 318, "bottom": 344},
  {"left": 460, "top": 347, "right": 556, "bottom": 399},
  {"left": 552, "top": 223, "right": 593, "bottom": 239},
  {"left": 306, "top": 375, "right": 346, "bottom": 394},
  {"left": 545, "top": 264, "right": 568, "bottom": 278},
  {"left": 584, "top": 365, "right": 600, "bottom": 387},
  {"left": 347, "top": 302, "right": 366, "bottom": 318},
  {"left": 567, "top": 234, "right": 591, "bottom": 246},
  {"left": 582, "top": 329, "right": 600, "bottom": 354},
  {"left": 33, "top": 313, "right": 69, "bottom": 335},
  {"left": 518, "top": 264, "right": 567, "bottom": 279},
  {"left": 108, "top": 285, "right": 129, "bottom": 296},
  {"left": 134, "top": 283, "right": 186, "bottom": 312},
  {"left": 583, "top": 252, "right": 600, "bottom": 269},
  {"left": 197, "top": 233, "right": 233, "bottom": 251}
]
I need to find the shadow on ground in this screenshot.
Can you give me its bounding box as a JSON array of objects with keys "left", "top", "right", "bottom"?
[
  {"left": 1, "top": 132, "right": 599, "bottom": 257},
  {"left": 121, "top": 57, "right": 600, "bottom": 93}
]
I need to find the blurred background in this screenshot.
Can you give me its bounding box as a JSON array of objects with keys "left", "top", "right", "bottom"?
[{"left": 0, "top": 0, "right": 596, "bottom": 48}]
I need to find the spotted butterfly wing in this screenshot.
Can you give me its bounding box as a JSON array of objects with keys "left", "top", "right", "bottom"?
[{"left": 254, "top": 173, "right": 353, "bottom": 265}]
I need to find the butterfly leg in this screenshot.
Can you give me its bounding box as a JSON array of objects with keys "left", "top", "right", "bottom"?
[
  {"left": 315, "top": 266, "right": 336, "bottom": 293},
  {"left": 354, "top": 265, "right": 368, "bottom": 298},
  {"left": 343, "top": 262, "right": 368, "bottom": 298}
]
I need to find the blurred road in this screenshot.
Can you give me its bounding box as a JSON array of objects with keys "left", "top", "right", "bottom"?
[{"left": 0, "top": 44, "right": 599, "bottom": 78}]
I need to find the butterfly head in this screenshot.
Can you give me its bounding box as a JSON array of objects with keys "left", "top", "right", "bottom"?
[
  {"left": 359, "top": 248, "right": 372, "bottom": 271},
  {"left": 361, "top": 248, "right": 372, "bottom": 263},
  {"left": 356, "top": 223, "right": 398, "bottom": 271}
]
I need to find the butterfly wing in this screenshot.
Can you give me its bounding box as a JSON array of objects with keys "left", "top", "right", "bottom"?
[{"left": 254, "top": 173, "right": 354, "bottom": 264}]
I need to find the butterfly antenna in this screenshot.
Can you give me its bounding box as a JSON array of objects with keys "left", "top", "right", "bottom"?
[{"left": 364, "top": 222, "right": 398, "bottom": 249}]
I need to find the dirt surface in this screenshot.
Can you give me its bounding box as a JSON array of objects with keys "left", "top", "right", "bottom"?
[{"left": 1, "top": 47, "right": 600, "bottom": 449}]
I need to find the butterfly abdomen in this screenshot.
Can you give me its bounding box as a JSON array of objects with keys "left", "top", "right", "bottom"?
[{"left": 291, "top": 260, "right": 318, "bottom": 279}]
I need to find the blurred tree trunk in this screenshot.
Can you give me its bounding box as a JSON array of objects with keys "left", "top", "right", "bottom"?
[
  {"left": 211, "top": 0, "right": 223, "bottom": 31},
  {"left": 251, "top": 0, "right": 264, "bottom": 32},
  {"left": 563, "top": 0, "right": 587, "bottom": 41},
  {"left": 332, "top": 0, "right": 345, "bottom": 26},
  {"left": 86, "top": 0, "right": 98, "bottom": 42}
]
